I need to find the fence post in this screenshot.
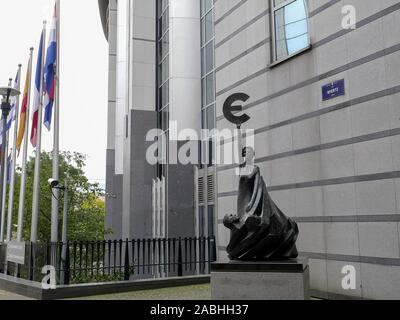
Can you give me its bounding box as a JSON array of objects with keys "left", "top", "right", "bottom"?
[
  {"left": 124, "top": 239, "right": 130, "bottom": 281},
  {"left": 28, "top": 242, "right": 34, "bottom": 281},
  {"left": 16, "top": 244, "right": 21, "bottom": 278},
  {"left": 212, "top": 236, "right": 217, "bottom": 262},
  {"left": 64, "top": 242, "right": 70, "bottom": 285},
  {"left": 207, "top": 237, "right": 212, "bottom": 272},
  {"left": 178, "top": 238, "right": 183, "bottom": 277},
  {"left": 0, "top": 244, "right": 3, "bottom": 274},
  {"left": 46, "top": 242, "right": 51, "bottom": 267}
]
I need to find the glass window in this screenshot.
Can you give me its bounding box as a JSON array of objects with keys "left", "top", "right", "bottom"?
[
  {"left": 158, "top": 81, "right": 169, "bottom": 109},
  {"left": 201, "top": 78, "right": 206, "bottom": 108},
  {"left": 158, "top": 0, "right": 169, "bottom": 35},
  {"left": 200, "top": 0, "right": 216, "bottom": 158},
  {"left": 201, "top": 0, "right": 205, "bottom": 15},
  {"left": 206, "top": 74, "right": 214, "bottom": 106},
  {"left": 201, "top": 77, "right": 214, "bottom": 108},
  {"left": 160, "top": 33, "right": 169, "bottom": 59},
  {"left": 271, "top": 0, "right": 310, "bottom": 62},
  {"left": 201, "top": 109, "right": 206, "bottom": 130},
  {"left": 201, "top": 0, "right": 213, "bottom": 16},
  {"left": 161, "top": 0, "right": 167, "bottom": 13},
  {"left": 207, "top": 105, "right": 215, "bottom": 130},
  {"left": 202, "top": 105, "right": 215, "bottom": 131},
  {"left": 161, "top": 106, "right": 169, "bottom": 132},
  {"left": 158, "top": 59, "right": 168, "bottom": 86},
  {"left": 162, "top": 81, "right": 169, "bottom": 107},
  {"left": 157, "top": 0, "right": 169, "bottom": 122},
  {"left": 205, "top": 11, "right": 213, "bottom": 44},
  {"left": 163, "top": 10, "right": 169, "bottom": 34},
  {"left": 157, "top": 131, "right": 168, "bottom": 163},
  {"left": 201, "top": 18, "right": 205, "bottom": 45},
  {"left": 205, "top": 40, "right": 214, "bottom": 75}
]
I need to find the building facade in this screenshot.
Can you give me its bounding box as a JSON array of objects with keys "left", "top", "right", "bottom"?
[
  {"left": 99, "top": 0, "right": 214, "bottom": 243},
  {"left": 99, "top": 0, "right": 400, "bottom": 299}
]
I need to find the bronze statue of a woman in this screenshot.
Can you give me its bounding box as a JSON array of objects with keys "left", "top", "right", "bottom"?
[{"left": 223, "top": 147, "right": 299, "bottom": 261}]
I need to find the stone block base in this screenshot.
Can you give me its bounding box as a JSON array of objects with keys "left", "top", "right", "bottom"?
[{"left": 211, "top": 259, "right": 310, "bottom": 300}]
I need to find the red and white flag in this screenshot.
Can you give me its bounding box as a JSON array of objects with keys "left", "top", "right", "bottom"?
[{"left": 30, "top": 31, "right": 45, "bottom": 147}]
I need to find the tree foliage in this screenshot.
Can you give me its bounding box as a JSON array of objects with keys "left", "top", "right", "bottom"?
[{"left": 5, "top": 151, "right": 109, "bottom": 242}]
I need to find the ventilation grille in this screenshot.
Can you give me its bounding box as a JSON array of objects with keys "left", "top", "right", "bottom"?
[
  {"left": 207, "top": 175, "right": 215, "bottom": 203},
  {"left": 198, "top": 177, "right": 205, "bottom": 205}
]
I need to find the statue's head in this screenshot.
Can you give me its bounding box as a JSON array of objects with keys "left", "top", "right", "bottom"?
[{"left": 242, "top": 146, "right": 255, "bottom": 163}]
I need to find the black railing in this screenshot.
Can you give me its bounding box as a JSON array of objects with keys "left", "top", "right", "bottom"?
[{"left": 0, "top": 237, "right": 217, "bottom": 285}]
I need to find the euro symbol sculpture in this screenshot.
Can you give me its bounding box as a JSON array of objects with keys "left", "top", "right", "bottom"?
[
  {"left": 222, "top": 94, "right": 299, "bottom": 261},
  {"left": 223, "top": 93, "right": 250, "bottom": 126}
]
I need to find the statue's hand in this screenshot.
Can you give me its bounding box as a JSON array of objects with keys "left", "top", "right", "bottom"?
[{"left": 223, "top": 214, "right": 240, "bottom": 230}]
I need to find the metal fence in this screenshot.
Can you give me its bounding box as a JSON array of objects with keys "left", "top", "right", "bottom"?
[{"left": 0, "top": 237, "right": 217, "bottom": 285}]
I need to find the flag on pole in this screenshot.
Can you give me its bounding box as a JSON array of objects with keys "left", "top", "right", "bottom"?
[
  {"left": 0, "top": 71, "right": 20, "bottom": 148},
  {"left": 6, "top": 63, "right": 22, "bottom": 242},
  {"left": 16, "top": 57, "right": 31, "bottom": 155},
  {"left": 44, "top": 4, "right": 57, "bottom": 131},
  {"left": 16, "top": 48, "right": 34, "bottom": 243},
  {"left": 31, "top": 31, "right": 44, "bottom": 147},
  {"left": 6, "top": 153, "right": 12, "bottom": 185},
  {"left": 7, "top": 71, "right": 20, "bottom": 131},
  {"left": 50, "top": 0, "right": 61, "bottom": 243},
  {"left": 30, "top": 21, "right": 47, "bottom": 244}
]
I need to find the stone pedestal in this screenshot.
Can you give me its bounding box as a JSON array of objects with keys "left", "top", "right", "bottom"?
[{"left": 211, "top": 259, "right": 310, "bottom": 300}]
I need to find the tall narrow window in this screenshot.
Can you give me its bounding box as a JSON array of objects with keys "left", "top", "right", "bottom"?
[
  {"left": 271, "top": 0, "right": 310, "bottom": 63},
  {"left": 157, "top": 0, "right": 170, "bottom": 178},
  {"left": 198, "top": 0, "right": 216, "bottom": 244},
  {"left": 200, "top": 0, "right": 215, "bottom": 132},
  {"left": 157, "top": 0, "right": 170, "bottom": 120}
]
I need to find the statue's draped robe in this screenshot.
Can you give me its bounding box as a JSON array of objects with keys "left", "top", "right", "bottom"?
[{"left": 225, "top": 166, "right": 299, "bottom": 261}]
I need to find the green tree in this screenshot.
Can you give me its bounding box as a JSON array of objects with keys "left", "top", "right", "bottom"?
[{"left": 6, "top": 151, "right": 110, "bottom": 242}]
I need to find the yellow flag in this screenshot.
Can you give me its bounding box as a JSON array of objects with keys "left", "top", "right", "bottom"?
[{"left": 16, "top": 58, "right": 31, "bottom": 155}]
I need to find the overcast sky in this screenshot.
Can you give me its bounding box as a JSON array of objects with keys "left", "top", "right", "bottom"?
[{"left": 0, "top": 0, "right": 108, "bottom": 185}]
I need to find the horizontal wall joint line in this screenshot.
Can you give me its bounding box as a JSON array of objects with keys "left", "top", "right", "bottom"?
[
  {"left": 215, "top": 0, "right": 249, "bottom": 25},
  {"left": 218, "top": 214, "right": 400, "bottom": 225},
  {"left": 215, "top": 9, "right": 269, "bottom": 49},
  {"left": 299, "top": 252, "right": 400, "bottom": 267},
  {"left": 218, "top": 171, "right": 400, "bottom": 196},
  {"left": 217, "top": 126, "right": 400, "bottom": 172},
  {"left": 216, "top": 248, "right": 400, "bottom": 267}
]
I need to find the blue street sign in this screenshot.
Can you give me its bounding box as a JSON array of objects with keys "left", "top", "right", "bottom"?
[{"left": 322, "top": 79, "right": 345, "bottom": 101}]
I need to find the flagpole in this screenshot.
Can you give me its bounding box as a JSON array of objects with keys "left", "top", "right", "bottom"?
[
  {"left": 0, "top": 129, "right": 10, "bottom": 239},
  {"left": 51, "top": 0, "right": 61, "bottom": 242},
  {"left": 0, "top": 78, "right": 13, "bottom": 242},
  {"left": 6, "top": 65, "right": 22, "bottom": 242},
  {"left": 31, "top": 21, "right": 47, "bottom": 243},
  {"left": 17, "top": 49, "right": 33, "bottom": 242}
]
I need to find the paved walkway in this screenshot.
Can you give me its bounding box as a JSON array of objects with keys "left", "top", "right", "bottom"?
[
  {"left": 0, "top": 289, "right": 34, "bottom": 300},
  {"left": 70, "top": 284, "right": 211, "bottom": 300},
  {"left": 0, "top": 285, "right": 319, "bottom": 300},
  {"left": 0, "top": 284, "right": 210, "bottom": 301},
  {"left": 0, "top": 284, "right": 211, "bottom": 301}
]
